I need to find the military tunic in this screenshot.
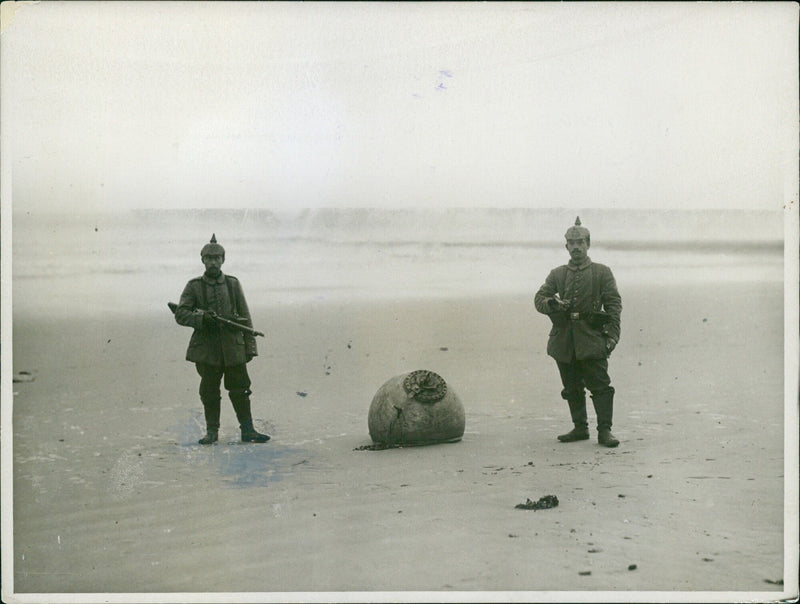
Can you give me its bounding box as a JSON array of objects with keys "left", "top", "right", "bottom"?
[
  {"left": 534, "top": 257, "right": 621, "bottom": 363},
  {"left": 174, "top": 272, "right": 257, "bottom": 367}
]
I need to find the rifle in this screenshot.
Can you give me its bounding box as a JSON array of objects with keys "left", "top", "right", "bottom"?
[{"left": 168, "top": 302, "right": 265, "bottom": 338}]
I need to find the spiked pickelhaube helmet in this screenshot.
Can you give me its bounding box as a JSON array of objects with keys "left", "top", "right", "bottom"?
[
  {"left": 564, "top": 216, "right": 590, "bottom": 245},
  {"left": 200, "top": 233, "right": 225, "bottom": 259}
]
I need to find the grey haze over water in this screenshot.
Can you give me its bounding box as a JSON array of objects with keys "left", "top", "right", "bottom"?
[{"left": 12, "top": 208, "right": 783, "bottom": 316}]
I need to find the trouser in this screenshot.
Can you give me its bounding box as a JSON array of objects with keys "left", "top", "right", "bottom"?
[
  {"left": 195, "top": 363, "right": 253, "bottom": 429},
  {"left": 556, "top": 357, "right": 615, "bottom": 431}
]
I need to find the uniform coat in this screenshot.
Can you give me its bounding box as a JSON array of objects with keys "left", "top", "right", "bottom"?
[
  {"left": 174, "top": 272, "right": 258, "bottom": 366},
  {"left": 534, "top": 258, "right": 621, "bottom": 363}
]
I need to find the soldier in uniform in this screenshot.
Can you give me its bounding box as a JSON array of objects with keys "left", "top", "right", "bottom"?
[
  {"left": 534, "top": 217, "right": 622, "bottom": 447},
  {"left": 174, "top": 234, "right": 270, "bottom": 445}
]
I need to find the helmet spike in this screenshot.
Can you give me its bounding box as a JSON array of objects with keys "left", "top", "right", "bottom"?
[
  {"left": 564, "top": 216, "right": 590, "bottom": 243},
  {"left": 201, "top": 233, "right": 225, "bottom": 258}
]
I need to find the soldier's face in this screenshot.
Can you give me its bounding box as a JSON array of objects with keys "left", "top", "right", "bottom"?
[
  {"left": 566, "top": 238, "right": 589, "bottom": 261},
  {"left": 202, "top": 254, "right": 224, "bottom": 277}
]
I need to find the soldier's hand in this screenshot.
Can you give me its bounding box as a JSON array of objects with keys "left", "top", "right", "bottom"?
[
  {"left": 201, "top": 311, "right": 217, "bottom": 327},
  {"left": 552, "top": 295, "right": 571, "bottom": 311},
  {"left": 605, "top": 337, "right": 617, "bottom": 355}
]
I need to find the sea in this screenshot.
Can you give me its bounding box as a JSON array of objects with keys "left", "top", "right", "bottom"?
[{"left": 10, "top": 207, "right": 785, "bottom": 317}]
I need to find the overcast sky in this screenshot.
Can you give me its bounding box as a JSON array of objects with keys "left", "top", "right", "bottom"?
[{"left": 1, "top": 1, "right": 797, "bottom": 214}]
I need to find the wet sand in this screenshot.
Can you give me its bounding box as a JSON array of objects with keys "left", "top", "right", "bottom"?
[{"left": 10, "top": 280, "right": 788, "bottom": 598}]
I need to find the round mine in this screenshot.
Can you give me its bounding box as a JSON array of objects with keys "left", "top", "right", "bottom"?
[{"left": 367, "top": 370, "right": 465, "bottom": 446}]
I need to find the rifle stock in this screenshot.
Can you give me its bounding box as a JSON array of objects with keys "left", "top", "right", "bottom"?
[{"left": 167, "top": 302, "right": 265, "bottom": 337}]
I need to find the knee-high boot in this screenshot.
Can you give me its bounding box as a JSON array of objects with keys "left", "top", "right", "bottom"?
[
  {"left": 199, "top": 396, "right": 220, "bottom": 445},
  {"left": 229, "top": 390, "right": 270, "bottom": 443},
  {"left": 592, "top": 390, "right": 619, "bottom": 447},
  {"left": 558, "top": 394, "right": 590, "bottom": 442}
]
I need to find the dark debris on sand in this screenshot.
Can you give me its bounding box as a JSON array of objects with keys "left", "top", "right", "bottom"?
[
  {"left": 13, "top": 370, "right": 37, "bottom": 383},
  {"left": 515, "top": 495, "right": 559, "bottom": 510},
  {"left": 353, "top": 443, "right": 401, "bottom": 451}
]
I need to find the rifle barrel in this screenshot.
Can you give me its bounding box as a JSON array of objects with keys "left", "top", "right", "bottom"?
[{"left": 167, "top": 302, "right": 265, "bottom": 337}]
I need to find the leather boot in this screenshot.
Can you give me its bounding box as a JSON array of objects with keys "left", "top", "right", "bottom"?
[
  {"left": 240, "top": 420, "right": 270, "bottom": 443},
  {"left": 592, "top": 391, "right": 619, "bottom": 448},
  {"left": 199, "top": 395, "right": 221, "bottom": 445},
  {"left": 598, "top": 430, "right": 619, "bottom": 448},
  {"left": 230, "top": 390, "right": 271, "bottom": 443},
  {"left": 558, "top": 395, "right": 590, "bottom": 442},
  {"left": 198, "top": 429, "right": 218, "bottom": 445}
]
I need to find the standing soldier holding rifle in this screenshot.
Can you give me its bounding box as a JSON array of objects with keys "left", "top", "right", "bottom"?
[
  {"left": 534, "top": 217, "right": 622, "bottom": 447},
  {"left": 172, "top": 234, "right": 270, "bottom": 445}
]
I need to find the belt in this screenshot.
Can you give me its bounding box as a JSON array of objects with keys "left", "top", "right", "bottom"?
[{"left": 569, "top": 312, "right": 586, "bottom": 320}]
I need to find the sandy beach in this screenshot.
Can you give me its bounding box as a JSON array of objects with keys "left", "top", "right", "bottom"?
[
  {"left": 5, "top": 3, "right": 797, "bottom": 600},
  {"left": 10, "top": 278, "right": 787, "bottom": 599}
]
